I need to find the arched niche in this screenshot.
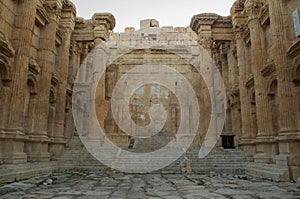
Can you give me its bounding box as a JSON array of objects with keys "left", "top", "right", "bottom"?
[
  {"left": 47, "top": 87, "right": 57, "bottom": 137},
  {"left": 24, "top": 76, "right": 38, "bottom": 134},
  {"left": 249, "top": 89, "right": 258, "bottom": 137},
  {"left": 267, "top": 78, "right": 279, "bottom": 135}
]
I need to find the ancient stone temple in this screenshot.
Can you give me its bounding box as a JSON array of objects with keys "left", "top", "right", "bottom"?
[{"left": 0, "top": 0, "right": 299, "bottom": 185}]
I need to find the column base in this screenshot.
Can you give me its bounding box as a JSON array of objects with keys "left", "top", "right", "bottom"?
[
  {"left": 255, "top": 136, "right": 278, "bottom": 163},
  {"left": 1, "top": 128, "right": 28, "bottom": 164},
  {"left": 49, "top": 137, "right": 67, "bottom": 161},
  {"left": 239, "top": 137, "right": 256, "bottom": 161},
  {"left": 254, "top": 153, "right": 273, "bottom": 164},
  {"left": 276, "top": 133, "right": 300, "bottom": 181},
  {"left": 2, "top": 152, "right": 28, "bottom": 164},
  {"left": 25, "top": 132, "right": 50, "bottom": 162}
]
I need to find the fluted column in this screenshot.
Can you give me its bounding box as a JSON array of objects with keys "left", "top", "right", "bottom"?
[
  {"left": 3, "top": 0, "right": 39, "bottom": 164},
  {"left": 228, "top": 42, "right": 242, "bottom": 146},
  {"left": 31, "top": 1, "right": 62, "bottom": 162},
  {"left": 233, "top": 22, "right": 256, "bottom": 158},
  {"left": 50, "top": 3, "right": 76, "bottom": 160},
  {"left": 245, "top": 0, "right": 275, "bottom": 163}
]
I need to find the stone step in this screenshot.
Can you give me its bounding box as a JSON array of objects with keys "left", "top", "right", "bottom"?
[
  {"left": 58, "top": 135, "right": 247, "bottom": 175},
  {"left": 246, "top": 162, "right": 289, "bottom": 182}
]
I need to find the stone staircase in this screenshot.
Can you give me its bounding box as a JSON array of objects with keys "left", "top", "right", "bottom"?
[{"left": 58, "top": 135, "right": 246, "bottom": 175}]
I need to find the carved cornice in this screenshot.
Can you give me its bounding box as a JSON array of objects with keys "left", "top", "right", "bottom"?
[
  {"left": 62, "top": 0, "right": 76, "bottom": 15},
  {"left": 190, "top": 13, "right": 219, "bottom": 33},
  {"left": 245, "top": 74, "right": 254, "bottom": 88},
  {"left": 28, "top": 57, "right": 40, "bottom": 75},
  {"left": 287, "top": 38, "right": 300, "bottom": 58},
  {"left": 259, "top": 4, "right": 270, "bottom": 28},
  {"left": 0, "top": 32, "right": 14, "bottom": 57},
  {"left": 231, "top": 0, "right": 245, "bottom": 15},
  {"left": 55, "top": 29, "right": 62, "bottom": 46},
  {"left": 51, "top": 73, "right": 59, "bottom": 87},
  {"left": 60, "top": 0, "right": 77, "bottom": 30},
  {"left": 243, "top": 28, "right": 251, "bottom": 45},
  {"left": 92, "top": 13, "right": 116, "bottom": 30},
  {"left": 261, "top": 60, "right": 275, "bottom": 77},
  {"left": 36, "top": 4, "right": 50, "bottom": 27}
]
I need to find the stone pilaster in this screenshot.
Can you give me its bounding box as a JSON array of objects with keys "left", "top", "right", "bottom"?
[
  {"left": 28, "top": 1, "right": 63, "bottom": 162},
  {"left": 220, "top": 43, "right": 233, "bottom": 135},
  {"left": 50, "top": 1, "right": 76, "bottom": 160},
  {"left": 3, "top": 0, "right": 39, "bottom": 164},
  {"left": 228, "top": 42, "right": 242, "bottom": 146},
  {"left": 245, "top": 0, "right": 276, "bottom": 163},
  {"left": 232, "top": 4, "right": 256, "bottom": 159}
]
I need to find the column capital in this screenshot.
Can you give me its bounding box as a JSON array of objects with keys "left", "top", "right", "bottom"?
[
  {"left": 233, "top": 23, "right": 247, "bottom": 39},
  {"left": 244, "top": 0, "right": 263, "bottom": 20},
  {"left": 43, "top": 0, "right": 63, "bottom": 21},
  {"left": 198, "top": 36, "right": 214, "bottom": 49},
  {"left": 59, "top": 0, "right": 77, "bottom": 30}
]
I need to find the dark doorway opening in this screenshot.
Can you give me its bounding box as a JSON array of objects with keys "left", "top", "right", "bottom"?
[{"left": 222, "top": 135, "right": 235, "bottom": 149}]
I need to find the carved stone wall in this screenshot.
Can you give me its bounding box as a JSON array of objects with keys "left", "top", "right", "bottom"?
[
  {"left": 0, "top": 0, "right": 299, "bottom": 183},
  {"left": 191, "top": 0, "right": 300, "bottom": 182}
]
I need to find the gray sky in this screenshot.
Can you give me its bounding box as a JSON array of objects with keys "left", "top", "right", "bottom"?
[{"left": 71, "top": 0, "right": 236, "bottom": 33}]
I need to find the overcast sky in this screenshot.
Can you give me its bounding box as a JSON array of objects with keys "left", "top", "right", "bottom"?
[{"left": 71, "top": 0, "right": 236, "bottom": 33}]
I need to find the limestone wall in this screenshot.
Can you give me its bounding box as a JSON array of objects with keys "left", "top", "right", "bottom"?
[{"left": 191, "top": 0, "right": 300, "bottom": 181}]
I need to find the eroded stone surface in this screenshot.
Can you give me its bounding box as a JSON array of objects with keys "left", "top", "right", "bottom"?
[{"left": 1, "top": 172, "right": 299, "bottom": 199}]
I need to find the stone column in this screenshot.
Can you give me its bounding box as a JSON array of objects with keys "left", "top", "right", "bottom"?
[
  {"left": 31, "top": 1, "right": 63, "bottom": 162},
  {"left": 269, "top": 0, "right": 300, "bottom": 180},
  {"left": 228, "top": 42, "right": 242, "bottom": 147},
  {"left": 3, "top": 0, "right": 39, "bottom": 164},
  {"left": 220, "top": 43, "right": 233, "bottom": 135},
  {"left": 245, "top": 0, "right": 275, "bottom": 163},
  {"left": 233, "top": 21, "right": 256, "bottom": 159},
  {"left": 50, "top": 3, "right": 76, "bottom": 160}
]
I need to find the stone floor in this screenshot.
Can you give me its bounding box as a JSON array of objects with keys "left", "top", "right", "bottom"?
[{"left": 0, "top": 171, "right": 299, "bottom": 199}]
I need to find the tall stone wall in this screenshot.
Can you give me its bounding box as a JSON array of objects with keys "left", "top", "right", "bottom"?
[
  {"left": 191, "top": 0, "right": 300, "bottom": 181},
  {"left": 0, "top": 0, "right": 115, "bottom": 183}
]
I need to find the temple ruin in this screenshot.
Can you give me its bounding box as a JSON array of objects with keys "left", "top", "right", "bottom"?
[{"left": 0, "top": 0, "right": 299, "bottom": 184}]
